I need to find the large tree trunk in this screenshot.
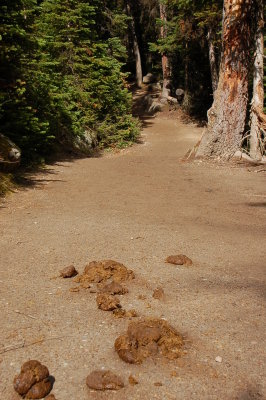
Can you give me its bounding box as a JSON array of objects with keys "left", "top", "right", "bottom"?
[
  {"left": 249, "top": 0, "right": 264, "bottom": 160},
  {"left": 160, "top": 3, "right": 171, "bottom": 98},
  {"left": 127, "top": 2, "right": 143, "bottom": 88},
  {"left": 207, "top": 27, "right": 219, "bottom": 94},
  {"left": 196, "top": 0, "right": 254, "bottom": 160}
]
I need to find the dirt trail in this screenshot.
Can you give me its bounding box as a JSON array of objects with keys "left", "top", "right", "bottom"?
[{"left": 0, "top": 107, "right": 265, "bottom": 399}]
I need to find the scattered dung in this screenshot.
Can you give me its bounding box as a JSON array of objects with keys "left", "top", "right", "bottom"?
[
  {"left": 152, "top": 287, "right": 165, "bottom": 300},
  {"left": 138, "top": 294, "right": 147, "bottom": 300},
  {"left": 154, "top": 382, "right": 163, "bottom": 387},
  {"left": 114, "top": 318, "right": 184, "bottom": 364},
  {"left": 13, "top": 360, "right": 53, "bottom": 399},
  {"left": 128, "top": 375, "right": 139, "bottom": 385},
  {"left": 101, "top": 282, "right": 128, "bottom": 295},
  {"left": 165, "top": 255, "right": 192, "bottom": 266},
  {"left": 86, "top": 370, "right": 124, "bottom": 391},
  {"left": 113, "top": 309, "right": 138, "bottom": 318},
  {"left": 60, "top": 265, "right": 78, "bottom": 278},
  {"left": 74, "top": 260, "right": 135, "bottom": 288},
  {"left": 69, "top": 286, "right": 80, "bottom": 293},
  {"left": 96, "top": 293, "right": 121, "bottom": 311}
]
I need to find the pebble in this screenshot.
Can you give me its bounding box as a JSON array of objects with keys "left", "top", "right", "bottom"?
[{"left": 215, "top": 356, "right": 222, "bottom": 363}]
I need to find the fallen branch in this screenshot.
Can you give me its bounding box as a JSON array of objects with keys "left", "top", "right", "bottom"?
[
  {"left": 14, "top": 310, "right": 37, "bottom": 320},
  {"left": 255, "top": 168, "right": 266, "bottom": 173},
  {"left": 0, "top": 336, "right": 67, "bottom": 355},
  {"left": 184, "top": 129, "right": 205, "bottom": 161}
]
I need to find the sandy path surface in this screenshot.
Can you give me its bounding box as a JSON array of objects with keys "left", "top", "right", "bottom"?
[{"left": 0, "top": 111, "right": 265, "bottom": 400}]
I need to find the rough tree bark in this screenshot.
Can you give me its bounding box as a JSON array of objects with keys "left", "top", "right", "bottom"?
[
  {"left": 160, "top": 2, "right": 171, "bottom": 97},
  {"left": 196, "top": 0, "right": 254, "bottom": 160},
  {"left": 249, "top": 0, "right": 264, "bottom": 160},
  {"left": 207, "top": 27, "right": 219, "bottom": 94},
  {"left": 127, "top": 2, "right": 143, "bottom": 88}
]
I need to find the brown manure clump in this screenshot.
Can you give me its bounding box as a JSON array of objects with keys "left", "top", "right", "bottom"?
[
  {"left": 13, "top": 360, "right": 53, "bottom": 399},
  {"left": 96, "top": 293, "right": 121, "bottom": 311},
  {"left": 74, "top": 260, "right": 134, "bottom": 288},
  {"left": 165, "top": 255, "right": 192, "bottom": 266},
  {"left": 113, "top": 309, "right": 138, "bottom": 318},
  {"left": 152, "top": 287, "right": 165, "bottom": 300},
  {"left": 101, "top": 281, "right": 128, "bottom": 295},
  {"left": 115, "top": 319, "right": 183, "bottom": 364},
  {"left": 86, "top": 370, "right": 124, "bottom": 391}
]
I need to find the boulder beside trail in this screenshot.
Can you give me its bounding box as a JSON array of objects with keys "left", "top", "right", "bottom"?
[
  {"left": 0, "top": 133, "right": 21, "bottom": 172},
  {"left": 143, "top": 73, "right": 157, "bottom": 84}
]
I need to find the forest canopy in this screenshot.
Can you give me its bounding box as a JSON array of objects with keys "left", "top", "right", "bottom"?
[{"left": 0, "top": 0, "right": 265, "bottom": 165}]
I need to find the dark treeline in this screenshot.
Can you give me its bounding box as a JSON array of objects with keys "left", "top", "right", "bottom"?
[{"left": 0, "top": 0, "right": 265, "bottom": 165}]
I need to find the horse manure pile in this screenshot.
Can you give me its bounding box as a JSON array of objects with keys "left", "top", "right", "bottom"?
[
  {"left": 115, "top": 319, "right": 184, "bottom": 364},
  {"left": 13, "top": 360, "right": 53, "bottom": 399},
  {"left": 165, "top": 254, "right": 193, "bottom": 266},
  {"left": 101, "top": 281, "right": 129, "bottom": 295},
  {"left": 96, "top": 293, "right": 121, "bottom": 311},
  {"left": 86, "top": 370, "right": 124, "bottom": 391},
  {"left": 128, "top": 375, "right": 139, "bottom": 385},
  {"left": 74, "top": 260, "right": 135, "bottom": 289},
  {"left": 152, "top": 286, "right": 165, "bottom": 300},
  {"left": 113, "top": 309, "right": 138, "bottom": 318}
]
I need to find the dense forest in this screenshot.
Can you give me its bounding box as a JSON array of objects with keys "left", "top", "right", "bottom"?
[{"left": 0, "top": 0, "right": 265, "bottom": 168}]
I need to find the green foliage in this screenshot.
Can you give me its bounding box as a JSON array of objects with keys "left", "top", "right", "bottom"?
[
  {"left": 0, "top": 0, "right": 53, "bottom": 160},
  {"left": 0, "top": 0, "right": 139, "bottom": 163}
]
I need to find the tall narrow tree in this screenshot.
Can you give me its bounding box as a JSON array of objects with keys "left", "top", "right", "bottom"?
[
  {"left": 249, "top": 0, "right": 265, "bottom": 160},
  {"left": 207, "top": 27, "right": 219, "bottom": 94},
  {"left": 160, "top": 2, "right": 171, "bottom": 97},
  {"left": 127, "top": 1, "right": 143, "bottom": 88},
  {"left": 196, "top": 0, "right": 254, "bottom": 159}
]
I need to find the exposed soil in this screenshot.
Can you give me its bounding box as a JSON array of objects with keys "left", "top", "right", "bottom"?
[{"left": 0, "top": 90, "right": 265, "bottom": 399}]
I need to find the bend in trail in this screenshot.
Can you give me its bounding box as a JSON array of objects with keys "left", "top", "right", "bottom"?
[{"left": 0, "top": 99, "right": 265, "bottom": 399}]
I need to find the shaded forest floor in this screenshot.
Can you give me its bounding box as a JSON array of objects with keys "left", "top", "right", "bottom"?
[{"left": 0, "top": 94, "right": 265, "bottom": 399}]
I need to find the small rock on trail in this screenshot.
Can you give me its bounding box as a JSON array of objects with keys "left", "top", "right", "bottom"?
[
  {"left": 86, "top": 370, "right": 124, "bottom": 391},
  {"left": 165, "top": 255, "right": 192, "bottom": 266},
  {"left": 96, "top": 293, "right": 121, "bottom": 311},
  {"left": 114, "top": 318, "right": 183, "bottom": 364},
  {"left": 60, "top": 265, "right": 78, "bottom": 278},
  {"left": 13, "top": 360, "right": 53, "bottom": 399}
]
